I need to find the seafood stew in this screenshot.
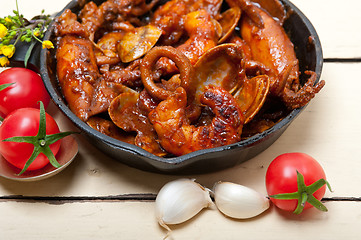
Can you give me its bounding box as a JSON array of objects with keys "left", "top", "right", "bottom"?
[{"left": 40, "top": 0, "right": 323, "bottom": 173}]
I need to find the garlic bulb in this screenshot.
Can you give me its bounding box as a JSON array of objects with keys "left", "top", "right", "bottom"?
[
  {"left": 155, "top": 178, "right": 213, "bottom": 231},
  {"left": 213, "top": 181, "right": 270, "bottom": 219}
]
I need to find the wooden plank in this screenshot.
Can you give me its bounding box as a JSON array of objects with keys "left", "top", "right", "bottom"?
[
  {"left": 0, "top": 63, "right": 360, "bottom": 198},
  {"left": 290, "top": 0, "right": 361, "bottom": 59},
  {"left": 0, "top": 1, "right": 360, "bottom": 239},
  {"left": 0, "top": 200, "right": 360, "bottom": 239}
]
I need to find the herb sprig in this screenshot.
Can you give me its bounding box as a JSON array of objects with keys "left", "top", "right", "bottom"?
[{"left": 0, "top": 0, "right": 53, "bottom": 67}]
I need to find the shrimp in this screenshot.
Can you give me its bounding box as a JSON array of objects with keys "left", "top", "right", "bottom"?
[{"left": 149, "top": 85, "right": 244, "bottom": 156}]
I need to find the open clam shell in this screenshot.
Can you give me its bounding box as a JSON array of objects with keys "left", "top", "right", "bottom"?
[
  {"left": 192, "top": 43, "right": 269, "bottom": 123},
  {"left": 118, "top": 25, "right": 162, "bottom": 63},
  {"left": 234, "top": 75, "right": 270, "bottom": 124},
  {"left": 218, "top": 7, "right": 242, "bottom": 43},
  {"left": 108, "top": 91, "right": 140, "bottom": 129},
  {"left": 87, "top": 116, "right": 135, "bottom": 144},
  {"left": 108, "top": 91, "right": 166, "bottom": 157},
  {"left": 192, "top": 43, "right": 243, "bottom": 103}
]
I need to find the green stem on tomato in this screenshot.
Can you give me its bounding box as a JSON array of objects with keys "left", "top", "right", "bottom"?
[
  {"left": 2, "top": 101, "right": 77, "bottom": 175},
  {"left": 0, "top": 82, "right": 15, "bottom": 91},
  {"left": 269, "top": 171, "right": 332, "bottom": 214}
]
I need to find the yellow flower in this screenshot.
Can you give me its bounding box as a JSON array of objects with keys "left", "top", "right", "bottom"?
[
  {"left": 1, "top": 45, "right": 15, "bottom": 58},
  {"left": 0, "top": 24, "right": 8, "bottom": 39},
  {"left": 0, "top": 56, "right": 9, "bottom": 67},
  {"left": 42, "top": 40, "right": 54, "bottom": 49},
  {"left": 5, "top": 17, "right": 12, "bottom": 23},
  {"left": 33, "top": 29, "right": 40, "bottom": 37}
]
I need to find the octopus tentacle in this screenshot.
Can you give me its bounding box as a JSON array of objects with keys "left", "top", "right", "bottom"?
[
  {"left": 140, "top": 46, "right": 193, "bottom": 101},
  {"left": 282, "top": 71, "right": 325, "bottom": 109}
]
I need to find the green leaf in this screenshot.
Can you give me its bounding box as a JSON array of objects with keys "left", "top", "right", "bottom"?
[
  {"left": 24, "top": 40, "right": 36, "bottom": 68},
  {"left": 37, "top": 101, "right": 47, "bottom": 138},
  {"left": 2, "top": 135, "right": 37, "bottom": 143},
  {"left": 296, "top": 171, "right": 307, "bottom": 192},
  {"left": 269, "top": 192, "right": 299, "bottom": 200},
  {"left": 41, "top": 145, "right": 61, "bottom": 169},
  {"left": 45, "top": 131, "right": 77, "bottom": 145},
  {"left": 0, "top": 82, "right": 15, "bottom": 91},
  {"left": 326, "top": 181, "right": 333, "bottom": 192},
  {"left": 293, "top": 192, "right": 307, "bottom": 214},
  {"left": 307, "top": 195, "right": 328, "bottom": 212},
  {"left": 18, "top": 145, "right": 41, "bottom": 175},
  {"left": 307, "top": 178, "right": 329, "bottom": 194}
]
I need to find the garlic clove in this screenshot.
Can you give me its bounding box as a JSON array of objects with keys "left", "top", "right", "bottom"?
[
  {"left": 155, "top": 178, "right": 213, "bottom": 231},
  {"left": 213, "top": 181, "right": 270, "bottom": 219}
]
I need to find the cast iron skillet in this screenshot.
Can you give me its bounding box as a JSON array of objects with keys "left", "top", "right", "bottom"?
[{"left": 36, "top": 0, "right": 323, "bottom": 174}]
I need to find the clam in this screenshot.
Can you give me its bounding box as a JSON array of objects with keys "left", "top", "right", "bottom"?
[
  {"left": 218, "top": 7, "right": 241, "bottom": 43},
  {"left": 96, "top": 32, "right": 125, "bottom": 58},
  {"left": 87, "top": 116, "right": 135, "bottom": 144},
  {"left": 192, "top": 43, "right": 269, "bottom": 123},
  {"left": 192, "top": 43, "right": 243, "bottom": 103},
  {"left": 118, "top": 24, "right": 162, "bottom": 63},
  {"left": 108, "top": 91, "right": 166, "bottom": 157},
  {"left": 212, "top": 19, "right": 223, "bottom": 40},
  {"left": 233, "top": 75, "right": 270, "bottom": 123},
  {"left": 108, "top": 91, "right": 140, "bottom": 130}
]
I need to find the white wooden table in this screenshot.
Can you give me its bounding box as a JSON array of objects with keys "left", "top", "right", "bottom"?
[{"left": 1, "top": 0, "right": 361, "bottom": 239}]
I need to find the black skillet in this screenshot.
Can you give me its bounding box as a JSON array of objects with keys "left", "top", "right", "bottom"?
[{"left": 14, "top": 0, "right": 323, "bottom": 174}]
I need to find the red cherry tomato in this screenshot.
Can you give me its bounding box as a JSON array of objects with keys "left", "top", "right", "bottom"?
[
  {"left": 0, "top": 68, "right": 50, "bottom": 117},
  {"left": 265, "top": 153, "right": 328, "bottom": 213},
  {"left": 0, "top": 107, "right": 61, "bottom": 171}
]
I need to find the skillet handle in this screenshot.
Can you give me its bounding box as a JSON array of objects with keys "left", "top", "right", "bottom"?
[{"left": 9, "top": 41, "right": 41, "bottom": 73}]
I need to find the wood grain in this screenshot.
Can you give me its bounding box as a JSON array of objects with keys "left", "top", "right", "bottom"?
[{"left": 1, "top": 0, "right": 361, "bottom": 239}]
